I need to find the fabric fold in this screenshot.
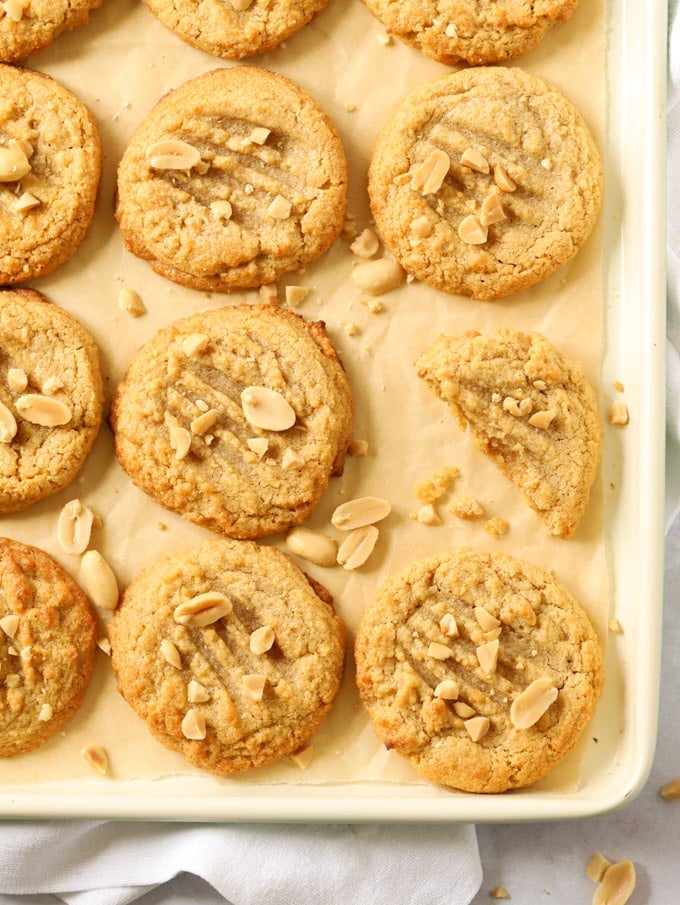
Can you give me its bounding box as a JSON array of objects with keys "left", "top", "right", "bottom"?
[{"left": 0, "top": 821, "right": 482, "bottom": 905}]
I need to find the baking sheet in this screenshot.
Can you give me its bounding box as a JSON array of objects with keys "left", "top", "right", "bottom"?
[{"left": 0, "top": 0, "right": 666, "bottom": 821}]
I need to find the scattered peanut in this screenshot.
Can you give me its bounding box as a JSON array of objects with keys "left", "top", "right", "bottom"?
[
  {"left": 241, "top": 386, "right": 296, "bottom": 431},
  {"left": 592, "top": 860, "right": 636, "bottom": 905},
  {"left": 79, "top": 550, "right": 119, "bottom": 612},
  {"left": 57, "top": 499, "right": 95, "bottom": 555},
  {"left": 285, "top": 526, "right": 338, "bottom": 567},
  {"left": 509, "top": 677, "right": 558, "bottom": 729},
  {"left": 174, "top": 591, "right": 232, "bottom": 627},
  {"left": 336, "top": 524, "right": 379, "bottom": 570},
  {"left": 15, "top": 394, "right": 72, "bottom": 427},
  {"left": 458, "top": 214, "right": 488, "bottom": 245},
  {"left": 350, "top": 258, "right": 404, "bottom": 295},
  {"left": 181, "top": 708, "right": 206, "bottom": 740},
  {"left": 410, "top": 148, "right": 450, "bottom": 195},
  {"left": 249, "top": 625, "right": 275, "bottom": 655},
  {"left": 146, "top": 139, "right": 201, "bottom": 170},
  {"left": 331, "top": 496, "right": 391, "bottom": 530},
  {"left": 118, "top": 288, "right": 146, "bottom": 317},
  {"left": 81, "top": 744, "right": 109, "bottom": 775}
]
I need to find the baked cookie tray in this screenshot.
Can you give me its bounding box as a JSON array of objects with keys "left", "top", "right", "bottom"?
[{"left": 1, "top": 0, "right": 667, "bottom": 822}]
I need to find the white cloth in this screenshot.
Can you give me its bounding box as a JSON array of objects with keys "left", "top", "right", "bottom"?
[{"left": 0, "top": 821, "right": 481, "bottom": 905}]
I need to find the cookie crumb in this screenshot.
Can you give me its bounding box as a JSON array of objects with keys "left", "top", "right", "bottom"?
[
  {"left": 448, "top": 495, "right": 484, "bottom": 520},
  {"left": 348, "top": 438, "right": 368, "bottom": 457},
  {"left": 485, "top": 516, "right": 509, "bottom": 537},
  {"left": 259, "top": 284, "right": 279, "bottom": 306},
  {"left": 413, "top": 466, "right": 459, "bottom": 504},
  {"left": 490, "top": 888, "right": 509, "bottom": 900}
]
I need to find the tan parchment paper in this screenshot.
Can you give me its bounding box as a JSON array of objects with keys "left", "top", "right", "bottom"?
[{"left": 0, "top": 0, "right": 607, "bottom": 796}]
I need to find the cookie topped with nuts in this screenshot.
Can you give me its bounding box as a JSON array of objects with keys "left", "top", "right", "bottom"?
[
  {"left": 415, "top": 328, "right": 601, "bottom": 538},
  {"left": 115, "top": 67, "right": 347, "bottom": 292},
  {"left": 368, "top": 66, "right": 603, "bottom": 300},
  {"left": 109, "top": 538, "right": 346, "bottom": 776},
  {"left": 109, "top": 304, "right": 353, "bottom": 539},
  {"left": 0, "top": 288, "right": 105, "bottom": 514},
  {"left": 143, "top": 0, "right": 330, "bottom": 60},
  {"left": 355, "top": 548, "right": 604, "bottom": 793},
  {"left": 0, "top": 65, "right": 102, "bottom": 284},
  {"left": 0, "top": 0, "right": 102, "bottom": 62},
  {"left": 361, "top": 0, "right": 579, "bottom": 65},
  {"left": 0, "top": 537, "right": 97, "bottom": 757}
]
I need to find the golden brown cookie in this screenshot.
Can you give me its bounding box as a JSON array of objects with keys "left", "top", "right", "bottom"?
[
  {"left": 368, "top": 66, "right": 603, "bottom": 300},
  {"left": 361, "top": 0, "right": 579, "bottom": 65},
  {"left": 115, "top": 67, "right": 347, "bottom": 292},
  {"left": 109, "top": 304, "right": 353, "bottom": 539},
  {"left": 0, "top": 288, "right": 105, "bottom": 514},
  {"left": 0, "top": 0, "right": 103, "bottom": 62},
  {"left": 0, "top": 65, "right": 102, "bottom": 285},
  {"left": 143, "top": 0, "right": 330, "bottom": 60},
  {"left": 109, "top": 538, "right": 346, "bottom": 776},
  {"left": 0, "top": 537, "right": 97, "bottom": 757},
  {"left": 415, "top": 328, "right": 601, "bottom": 538},
  {"left": 355, "top": 548, "right": 604, "bottom": 793}
]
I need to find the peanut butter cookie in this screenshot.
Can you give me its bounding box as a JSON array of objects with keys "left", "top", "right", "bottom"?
[
  {"left": 143, "top": 0, "right": 330, "bottom": 60},
  {"left": 368, "top": 66, "right": 603, "bottom": 300},
  {"left": 109, "top": 304, "right": 353, "bottom": 539},
  {"left": 361, "top": 0, "right": 579, "bottom": 65},
  {"left": 355, "top": 548, "right": 604, "bottom": 793},
  {"left": 115, "top": 67, "right": 347, "bottom": 292},
  {"left": 0, "top": 288, "right": 105, "bottom": 514},
  {"left": 415, "top": 328, "right": 601, "bottom": 538},
  {"left": 0, "top": 0, "right": 103, "bottom": 62},
  {"left": 0, "top": 65, "right": 102, "bottom": 284},
  {"left": 0, "top": 537, "right": 97, "bottom": 757},
  {"left": 109, "top": 538, "right": 346, "bottom": 776}
]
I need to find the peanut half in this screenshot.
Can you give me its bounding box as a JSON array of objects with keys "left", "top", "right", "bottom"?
[
  {"left": 331, "top": 496, "right": 391, "bottom": 530},
  {"left": 240, "top": 386, "right": 296, "bottom": 431},
  {"left": 174, "top": 591, "right": 232, "bottom": 627},
  {"left": 509, "top": 676, "right": 558, "bottom": 729},
  {"left": 57, "top": 499, "right": 95, "bottom": 555}
]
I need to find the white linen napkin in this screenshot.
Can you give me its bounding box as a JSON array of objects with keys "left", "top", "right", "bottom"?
[{"left": 0, "top": 820, "right": 481, "bottom": 905}]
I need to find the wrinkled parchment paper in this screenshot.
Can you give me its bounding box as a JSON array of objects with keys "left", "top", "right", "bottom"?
[{"left": 0, "top": 0, "right": 607, "bottom": 797}]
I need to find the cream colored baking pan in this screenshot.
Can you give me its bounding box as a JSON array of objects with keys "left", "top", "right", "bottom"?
[{"left": 1, "top": 0, "right": 666, "bottom": 820}]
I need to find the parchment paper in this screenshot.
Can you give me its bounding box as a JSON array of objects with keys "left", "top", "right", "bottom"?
[{"left": 0, "top": 0, "right": 607, "bottom": 794}]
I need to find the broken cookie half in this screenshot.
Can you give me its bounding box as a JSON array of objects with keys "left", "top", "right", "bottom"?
[{"left": 415, "top": 329, "right": 601, "bottom": 538}]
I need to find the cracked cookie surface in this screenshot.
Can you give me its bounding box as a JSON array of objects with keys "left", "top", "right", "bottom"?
[
  {"left": 0, "top": 0, "right": 103, "bottom": 62},
  {"left": 368, "top": 66, "right": 602, "bottom": 300},
  {"left": 361, "top": 0, "right": 579, "bottom": 65},
  {"left": 0, "top": 65, "right": 102, "bottom": 284},
  {"left": 143, "top": 0, "right": 330, "bottom": 59},
  {"left": 415, "top": 328, "right": 601, "bottom": 538},
  {"left": 109, "top": 538, "right": 346, "bottom": 776},
  {"left": 0, "top": 537, "right": 97, "bottom": 757},
  {"left": 0, "top": 288, "right": 105, "bottom": 514},
  {"left": 355, "top": 548, "right": 603, "bottom": 793},
  {"left": 109, "top": 304, "right": 353, "bottom": 539},
  {"left": 115, "top": 67, "right": 347, "bottom": 292}
]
